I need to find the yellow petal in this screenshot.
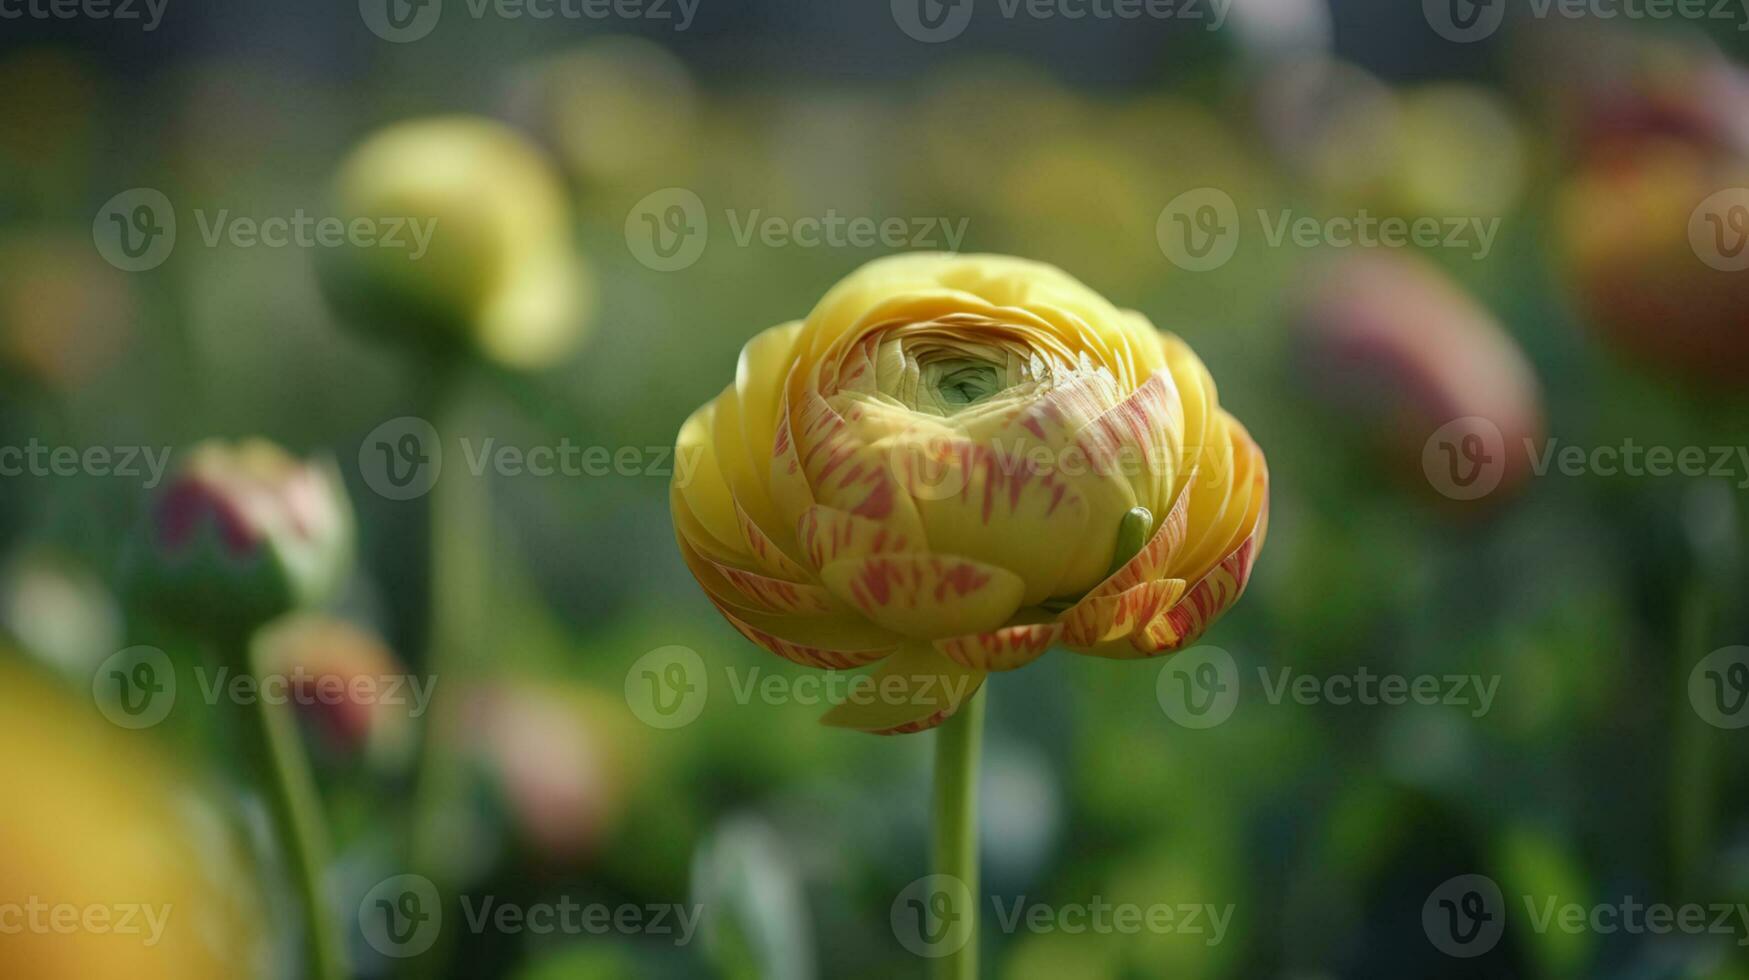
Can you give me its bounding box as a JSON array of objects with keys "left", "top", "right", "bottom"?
[
  {"left": 1060, "top": 578, "right": 1187, "bottom": 651},
  {"left": 820, "top": 553, "right": 1026, "bottom": 640},
  {"left": 936, "top": 621, "right": 1061, "bottom": 672},
  {"left": 818, "top": 642, "right": 985, "bottom": 734}
]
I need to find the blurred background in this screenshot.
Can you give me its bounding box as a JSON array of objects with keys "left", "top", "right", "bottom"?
[{"left": 3, "top": 0, "right": 1749, "bottom": 976}]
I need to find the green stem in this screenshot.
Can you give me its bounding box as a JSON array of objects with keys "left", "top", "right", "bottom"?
[
  {"left": 1670, "top": 587, "right": 1714, "bottom": 900},
  {"left": 932, "top": 685, "right": 985, "bottom": 980},
  {"left": 240, "top": 635, "right": 346, "bottom": 980},
  {"left": 404, "top": 382, "right": 491, "bottom": 978}
]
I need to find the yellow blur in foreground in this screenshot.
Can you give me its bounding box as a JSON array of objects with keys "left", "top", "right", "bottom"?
[
  {"left": 673, "top": 253, "right": 1268, "bottom": 734},
  {"left": 0, "top": 657, "right": 258, "bottom": 980}
]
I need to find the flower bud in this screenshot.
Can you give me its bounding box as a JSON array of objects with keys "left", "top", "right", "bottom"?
[
  {"left": 127, "top": 440, "right": 352, "bottom": 638},
  {"left": 1292, "top": 251, "right": 1544, "bottom": 504},
  {"left": 466, "top": 680, "right": 637, "bottom": 864},
  {"left": 254, "top": 614, "right": 412, "bottom": 767},
  {"left": 319, "top": 116, "right": 593, "bottom": 370}
]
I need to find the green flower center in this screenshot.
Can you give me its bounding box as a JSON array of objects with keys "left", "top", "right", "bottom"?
[{"left": 926, "top": 360, "right": 1003, "bottom": 409}]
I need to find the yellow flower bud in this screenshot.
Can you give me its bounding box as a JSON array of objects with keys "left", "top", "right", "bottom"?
[
  {"left": 320, "top": 116, "right": 593, "bottom": 370},
  {"left": 672, "top": 254, "right": 1268, "bottom": 734}
]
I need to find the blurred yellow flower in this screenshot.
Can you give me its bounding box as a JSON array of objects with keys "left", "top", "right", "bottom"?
[
  {"left": 321, "top": 116, "right": 593, "bottom": 370},
  {"left": 672, "top": 254, "right": 1268, "bottom": 734},
  {"left": 0, "top": 658, "right": 259, "bottom": 980}
]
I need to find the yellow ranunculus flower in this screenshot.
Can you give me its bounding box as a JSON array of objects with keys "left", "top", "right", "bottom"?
[
  {"left": 0, "top": 658, "right": 260, "bottom": 979},
  {"left": 672, "top": 254, "right": 1269, "bottom": 734}
]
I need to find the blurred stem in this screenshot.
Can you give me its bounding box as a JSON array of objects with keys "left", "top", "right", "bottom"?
[
  {"left": 405, "top": 378, "right": 489, "bottom": 978},
  {"left": 237, "top": 632, "right": 346, "bottom": 980},
  {"left": 1671, "top": 583, "right": 1716, "bottom": 899},
  {"left": 932, "top": 685, "right": 985, "bottom": 980}
]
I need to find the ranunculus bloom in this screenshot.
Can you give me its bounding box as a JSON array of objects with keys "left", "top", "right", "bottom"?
[
  {"left": 319, "top": 116, "right": 593, "bottom": 370},
  {"left": 0, "top": 656, "right": 261, "bottom": 980},
  {"left": 1292, "top": 251, "right": 1544, "bottom": 503},
  {"left": 672, "top": 254, "right": 1268, "bottom": 734},
  {"left": 128, "top": 440, "right": 352, "bottom": 636}
]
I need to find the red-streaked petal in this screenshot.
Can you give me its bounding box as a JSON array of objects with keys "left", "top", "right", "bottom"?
[
  {"left": 935, "top": 622, "right": 1061, "bottom": 672},
  {"left": 820, "top": 553, "right": 1026, "bottom": 640}
]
